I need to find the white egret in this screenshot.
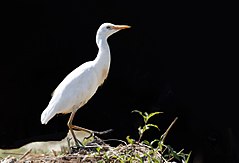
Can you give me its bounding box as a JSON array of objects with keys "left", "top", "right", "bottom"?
[{"left": 41, "top": 23, "right": 130, "bottom": 147}]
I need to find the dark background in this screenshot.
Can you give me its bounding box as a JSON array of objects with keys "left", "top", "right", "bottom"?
[{"left": 1, "top": 1, "right": 238, "bottom": 162}]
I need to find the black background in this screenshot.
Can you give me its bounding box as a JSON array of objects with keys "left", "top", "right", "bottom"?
[{"left": 1, "top": 1, "right": 238, "bottom": 162}]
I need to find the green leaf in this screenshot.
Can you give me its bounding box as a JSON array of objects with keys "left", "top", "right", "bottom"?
[
  {"left": 142, "top": 125, "right": 149, "bottom": 132},
  {"left": 126, "top": 135, "right": 135, "bottom": 144},
  {"left": 135, "top": 154, "right": 143, "bottom": 163},
  {"left": 96, "top": 146, "right": 101, "bottom": 152},
  {"left": 138, "top": 126, "right": 144, "bottom": 135},
  {"left": 144, "top": 112, "right": 148, "bottom": 117},
  {"left": 157, "top": 141, "right": 163, "bottom": 152},
  {"left": 142, "top": 140, "right": 150, "bottom": 146},
  {"left": 132, "top": 110, "right": 163, "bottom": 124},
  {"left": 147, "top": 112, "right": 163, "bottom": 120},
  {"left": 151, "top": 157, "right": 160, "bottom": 163},
  {"left": 132, "top": 110, "right": 148, "bottom": 123},
  {"left": 146, "top": 124, "right": 160, "bottom": 131},
  {"left": 185, "top": 151, "right": 192, "bottom": 163},
  {"left": 167, "top": 145, "right": 181, "bottom": 161},
  {"left": 150, "top": 139, "right": 160, "bottom": 146},
  {"left": 132, "top": 110, "right": 144, "bottom": 117}
]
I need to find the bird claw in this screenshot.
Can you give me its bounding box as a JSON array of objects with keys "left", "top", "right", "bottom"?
[
  {"left": 67, "top": 127, "right": 113, "bottom": 153},
  {"left": 68, "top": 130, "right": 113, "bottom": 153},
  {"left": 76, "top": 139, "right": 85, "bottom": 147},
  {"left": 67, "top": 136, "right": 85, "bottom": 154},
  {"left": 69, "top": 140, "right": 86, "bottom": 153}
]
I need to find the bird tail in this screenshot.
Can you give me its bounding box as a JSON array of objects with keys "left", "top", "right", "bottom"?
[{"left": 41, "top": 104, "right": 56, "bottom": 124}]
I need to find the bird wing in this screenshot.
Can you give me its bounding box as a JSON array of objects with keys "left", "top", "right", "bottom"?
[
  {"left": 52, "top": 61, "right": 99, "bottom": 112},
  {"left": 51, "top": 61, "right": 95, "bottom": 97},
  {"left": 41, "top": 61, "right": 99, "bottom": 124}
]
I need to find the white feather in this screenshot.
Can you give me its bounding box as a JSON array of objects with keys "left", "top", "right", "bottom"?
[{"left": 41, "top": 23, "right": 130, "bottom": 125}]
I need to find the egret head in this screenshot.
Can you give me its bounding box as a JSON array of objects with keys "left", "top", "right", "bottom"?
[{"left": 96, "top": 23, "right": 131, "bottom": 39}]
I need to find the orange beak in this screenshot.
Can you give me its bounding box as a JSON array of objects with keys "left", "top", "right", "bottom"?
[{"left": 112, "top": 25, "right": 131, "bottom": 30}]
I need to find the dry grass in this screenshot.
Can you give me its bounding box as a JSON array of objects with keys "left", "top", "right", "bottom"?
[
  {"left": 1, "top": 111, "right": 191, "bottom": 163},
  {"left": 1, "top": 140, "right": 166, "bottom": 163},
  {"left": 1, "top": 130, "right": 189, "bottom": 163}
]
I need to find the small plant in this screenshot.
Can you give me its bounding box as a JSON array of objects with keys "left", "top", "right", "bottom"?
[
  {"left": 126, "top": 110, "right": 191, "bottom": 163},
  {"left": 132, "top": 110, "right": 162, "bottom": 142},
  {"left": 1, "top": 110, "right": 191, "bottom": 162}
]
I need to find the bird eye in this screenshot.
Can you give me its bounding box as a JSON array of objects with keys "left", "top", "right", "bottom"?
[{"left": 106, "top": 26, "right": 112, "bottom": 30}]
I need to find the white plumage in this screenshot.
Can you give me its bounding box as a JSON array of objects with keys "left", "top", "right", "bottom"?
[
  {"left": 41, "top": 23, "right": 130, "bottom": 147},
  {"left": 41, "top": 62, "right": 98, "bottom": 124}
]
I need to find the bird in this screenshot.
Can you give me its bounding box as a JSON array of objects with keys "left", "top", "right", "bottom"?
[{"left": 41, "top": 23, "right": 130, "bottom": 147}]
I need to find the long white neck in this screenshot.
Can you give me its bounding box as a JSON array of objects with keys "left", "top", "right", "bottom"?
[{"left": 94, "top": 36, "right": 111, "bottom": 84}]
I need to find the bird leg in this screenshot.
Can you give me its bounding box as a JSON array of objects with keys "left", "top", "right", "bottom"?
[
  {"left": 67, "top": 110, "right": 113, "bottom": 147},
  {"left": 67, "top": 110, "right": 84, "bottom": 147}
]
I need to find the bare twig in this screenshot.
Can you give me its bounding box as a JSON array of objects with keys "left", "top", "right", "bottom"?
[
  {"left": 161, "top": 117, "right": 178, "bottom": 143},
  {"left": 2, "top": 152, "right": 23, "bottom": 155},
  {"left": 19, "top": 149, "right": 32, "bottom": 160},
  {"left": 102, "top": 138, "right": 127, "bottom": 145},
  {"left": 94, "top": 129, "right": 113, "bottom": 135}
]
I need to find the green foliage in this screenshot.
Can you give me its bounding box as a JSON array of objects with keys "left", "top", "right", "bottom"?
[
  {"left": 126, "top": 135, "right": 135, "bottom": 144},
  {"left": 132, "top": 110, "right": 162, "bottom": 142},
  {"left": 0, "top": 110, "right": 191, "bottom": 163},
  {"left": 56, "top": 110, "right": 192, "bottom": 163},
  {"left": 126, "top": 110, "right": 192, "bottom": 163},
  {"left": 92, "top": 110, "right": 191, "bottom": 162}
]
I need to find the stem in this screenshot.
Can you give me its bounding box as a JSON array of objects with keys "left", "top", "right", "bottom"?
[{"left": 161, "top": 117, "right": 178, "bottom": 143}]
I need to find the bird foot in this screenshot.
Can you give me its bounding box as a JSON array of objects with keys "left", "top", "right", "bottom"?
[
  {"left": 67, "top": 137, "right": 85, "bottom": 153},
  {"left": 69, "top": 138, "right": 106, "bottom": 154},
  {"left": 68, "top": 132, "right": 111, "bottom": 153}
]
